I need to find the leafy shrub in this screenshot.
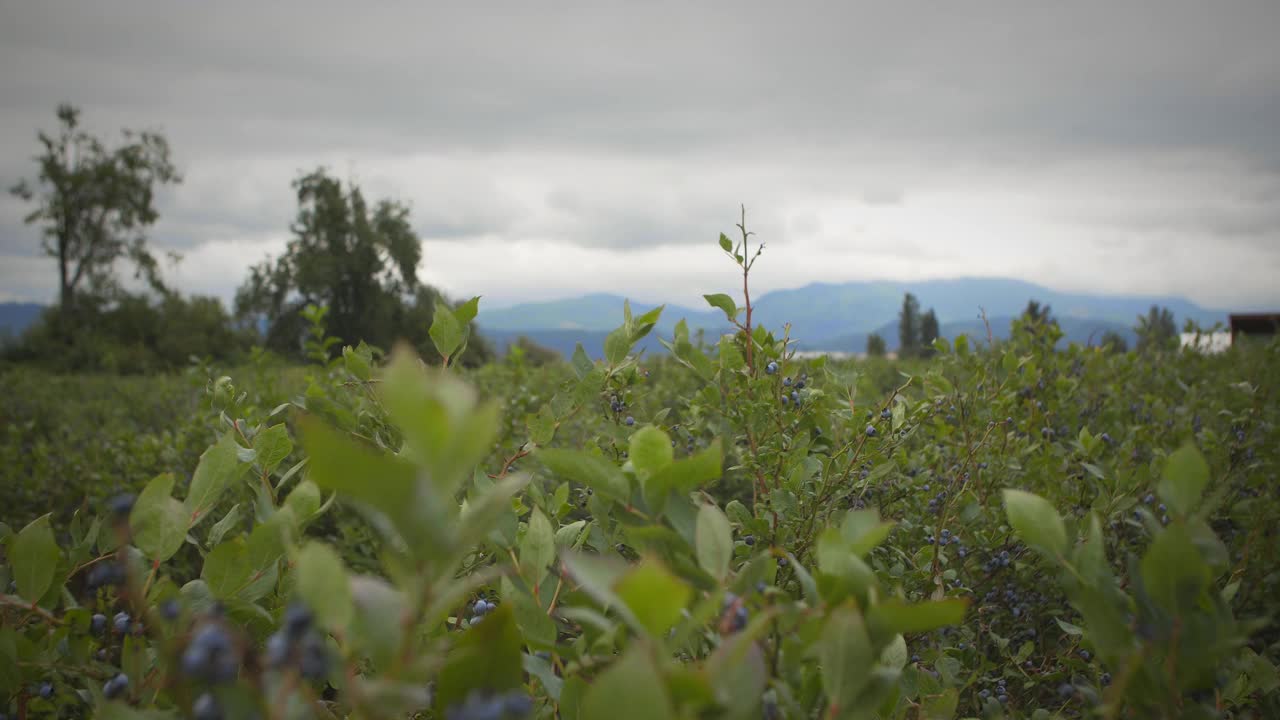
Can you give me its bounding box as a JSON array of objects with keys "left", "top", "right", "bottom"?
[{"left": 1, "top": 223, "right": 1277, "bottom": 719}]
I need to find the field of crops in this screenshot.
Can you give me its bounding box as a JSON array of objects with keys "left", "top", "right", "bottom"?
[{"left": 1, "top": 258, "right": 1278, "bottom": 719}]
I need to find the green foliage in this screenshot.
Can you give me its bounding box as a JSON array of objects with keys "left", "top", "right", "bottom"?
[
  {"left": 1136, "top": 304, "right": 1179, "bottom": 354},
  {"left": 1, "top": 216, "right": 1278, "bottom": 720},
  {"left": 866, "top": 332, "right": 887, "bottom": 358},
  {"left": 898, "top": 292, "right": 920, "bottom": 358}
]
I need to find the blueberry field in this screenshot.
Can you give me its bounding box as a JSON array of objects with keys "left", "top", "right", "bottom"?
[{"left": 1, "top": 234, "right": 1278, "bottom": 720}]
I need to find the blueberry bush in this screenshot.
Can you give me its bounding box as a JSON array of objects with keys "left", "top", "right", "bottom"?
[{"left": 1, "top": 221, "right": 1277, "bottom": 719}]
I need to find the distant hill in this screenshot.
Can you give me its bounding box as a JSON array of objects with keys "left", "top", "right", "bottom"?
[
  {"left": 0, "top": 303, "right": 45, "bottom": 341},
  {"left": 482, "top": 277, "right": 1230, "bottom": 357}
]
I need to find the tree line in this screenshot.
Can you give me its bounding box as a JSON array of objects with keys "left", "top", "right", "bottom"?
[
  {"left": 4, "top": 105, "right": 495, "bottom": 372},
  {"left": 865, "top": 295, "right": 1182, "bottom": 358}
]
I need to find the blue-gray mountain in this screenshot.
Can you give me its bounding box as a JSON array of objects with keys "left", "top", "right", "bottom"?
[
  {"left": 479, "top": 278, "right": 1234, "bottom": 357},
  {"left": 1, "top": 278, "right": 1237, "bottom": 358}
]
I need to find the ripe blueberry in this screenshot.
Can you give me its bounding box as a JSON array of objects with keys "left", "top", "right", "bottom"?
[
  {"left": 192, "top": 692, "right": 223, "bottom": 720},
  {"left": 264, "top": 632, "right": 291, "bottom": 668},
  {"left": 108, "top": 494, "right": 136, "bottom": 518},
  {"left": 102, "top": 673, "right": 129, "bottom": 700},
  {"left": 765, "top": 361, "right": 778, "bottom": 375},
  {"left": 283, "top": 602, "right": 313, "bottom": 639},
  {"left": 113, "top": 612, "right": 131, "bottom": 634},
  {"left": 625, "top": 416, "right": 635, "bottom": 426}
]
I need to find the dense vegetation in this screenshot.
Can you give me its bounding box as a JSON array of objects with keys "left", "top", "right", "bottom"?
[
  {"left": 1, "top": 220, "right": 1277, "bottom": 720},
  {"left": 3, "top": 105, "right": 493, "bottom": 374}
]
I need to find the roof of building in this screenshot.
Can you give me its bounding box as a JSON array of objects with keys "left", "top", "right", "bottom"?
[{"left": 1229, "top": 313, "right": 1280, "bottom": 335}]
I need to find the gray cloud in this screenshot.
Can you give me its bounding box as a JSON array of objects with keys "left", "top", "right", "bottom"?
[{"left": 1, "top": 0, "right": 1279, "bottom": 308}]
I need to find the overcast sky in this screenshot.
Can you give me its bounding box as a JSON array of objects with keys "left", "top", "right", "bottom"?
[{"left": 2, "top": 1, "right": 1279, "bottom": 311}]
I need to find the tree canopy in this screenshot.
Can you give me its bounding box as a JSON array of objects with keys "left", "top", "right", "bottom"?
[
  {"left": 235, "top": 168, "right": 424, "bottom": 354},
  {"left": 8, "top": 104, "right": 181, "bottom": 314}
]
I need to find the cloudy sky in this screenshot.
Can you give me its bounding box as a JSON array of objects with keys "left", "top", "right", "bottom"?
[{"left": 2, "top": 1, "right": 1279, "bottom": 311}]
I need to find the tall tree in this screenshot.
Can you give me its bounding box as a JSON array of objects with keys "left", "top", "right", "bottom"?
[
  {"left": 898, "top": 293, "right": 921, "bottom": 359},
  {"left": 9, "top": 104, "right": 181, "bottom": 314},
  {"left": 236, "top": 168, "right": 425, "bottom": 354},
  {"left": 1021, "top": 300, "right": 1054, "bottom": 326},
  {"left": 1100, "top": 329, "right": 1129, "bottom": 353},
  {"left": 1135, "top": 305, "right": 1178, "bottom": 353},
  {"left": 865, "top": 333, "right": 887, "bottom": 357},
  {"left": 919, "top": 308, "right": 940, "bottom": 357}
]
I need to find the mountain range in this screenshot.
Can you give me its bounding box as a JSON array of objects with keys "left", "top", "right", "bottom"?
[
  {"left": 0, "top": 277, "right": 1240, "bottom": 358},
  {"left": 478, "top": 277, "right": 1234, "bottom": 357}
]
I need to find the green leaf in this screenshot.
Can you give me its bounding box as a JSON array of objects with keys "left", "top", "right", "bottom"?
[
  {"left": 696, "top": 503, "right": 733, "bottom": 582},
  {"left": 560, "top": 551, "right": 639, "bottom": 628},
  {"left": 206, "top": 503, "right": 242, "bottom": 548},
  {"left": 571, "top": 343, "right": 594, "bottom": 378},
  {"left": 840, "top": 509, "right": 896, "bottom": 557},
  {"left": 1158, "top": 443, "right": 1210, "bottom": 517},
  {"left": 342, "top": 343, "right": 373, "bottom": 381},
  {"left": 502, "top": 577, "right": 557, "bottom": 650},
  {"left": 201, "top": 538, "right": 252, "bottom": 598},
  {"left": 604, "top": 326, "right": 631, "bottom": 366},
  {"left": 816, "top": 529, "right": 875, "bottom": 603},
  {"left": 1141, "top": 524, "right": 1211, "bottom": 613},
  {"left": 253, "top": 424, "right": 293, "bottom": 475},
  {"left": 629, "top": 425, "right": 673, "bottom": 480},
  {"left": 719, "top": 232, "right": 734, "bottom": 253},
  {"left": 429, "top": 299, "right": 464, "bottom": 360},
  {"left": 435, "top": 603, "right": 523, "bottom": 712},
  {"left": 820, "top": 605, "right": 875, "bottom": 711},
  {"left": 555, "top": 520, "right": 588, "bottom": 549},
  {"left": 379, "top": 348, "right": 499, "bottom": 496},
  {"left": 520, "top": 507, "right": 556, "bottom": 587},
  {"left": 645, "top": 439, "right": 723, "bottom": 512},
  {"left": 536, "top": 448, "right": 630, "bottom": 503},
  {"left": 454, "top": 295, "right": 481, "bottom": 325},
  {"left": 184, "top": 434, "right": 250, "bottom": 528},
  {"left": 131, "top": 474, "right": 188, "bottom": 562},
  {"left": 614, "top": 561, "right": 692, "bottom": 638},
  {"left": 581, "top": 646, "right": 674, "bottom": 720},
  {"left": 284, "top": 480, "right": 322, "bottom": 521},
  {"left": 1002, "top": 489, "right": 1067, "bottom": 559},
  {"left": 10, "top": 514, "right": 57, "bottom": 602},
  {"left": 300, "top": 417, "right": 449, "bottom": 559},
  {"left": 526, "top": 404, "right": 557, "bottom": 446},
  {"left": 869, "top": 599, "right": 967, "bottom": 635},
  {"left": 295, "top": 541, "right": 353, "bottom": 632},
  {"left": 703, "top": 293, "right": 737, "bottom": 322},
  {"left": 349, "top": 575, "right": 407, "bottom": 669}
]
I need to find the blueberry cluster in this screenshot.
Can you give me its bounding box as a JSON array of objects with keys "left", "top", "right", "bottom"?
[
  {"left": 86, "top": 560, "right": 126, "bottom": 590},
  {"left": 977, "top": 677, "right": 1009, "bottom": 705},
  {"left": 721, "top": 592, "right": 749, "bottom": 632},
  {"left": 471, "top": 597, "right": 498, "bottom": 619},
  {"left": 444, "top": 689, "right": 534, "bottom": 720},
  {"left": 181, "top": 623, "right": 240, "bottom": 685},
  {"left": 925, "top": 488, "right": 948, "bottom": 514},
  {"left": 985, "top": 550, "right": 1013, "bottom": 571},
  {"left": 925, "top": 528, "right": 962, "bottom": 555},
  {"left": 263, "top": 603, "right": 329, "bottom": 680},
  {"left": 765, "top": 361, "right": 778, "bottom": 375}
]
